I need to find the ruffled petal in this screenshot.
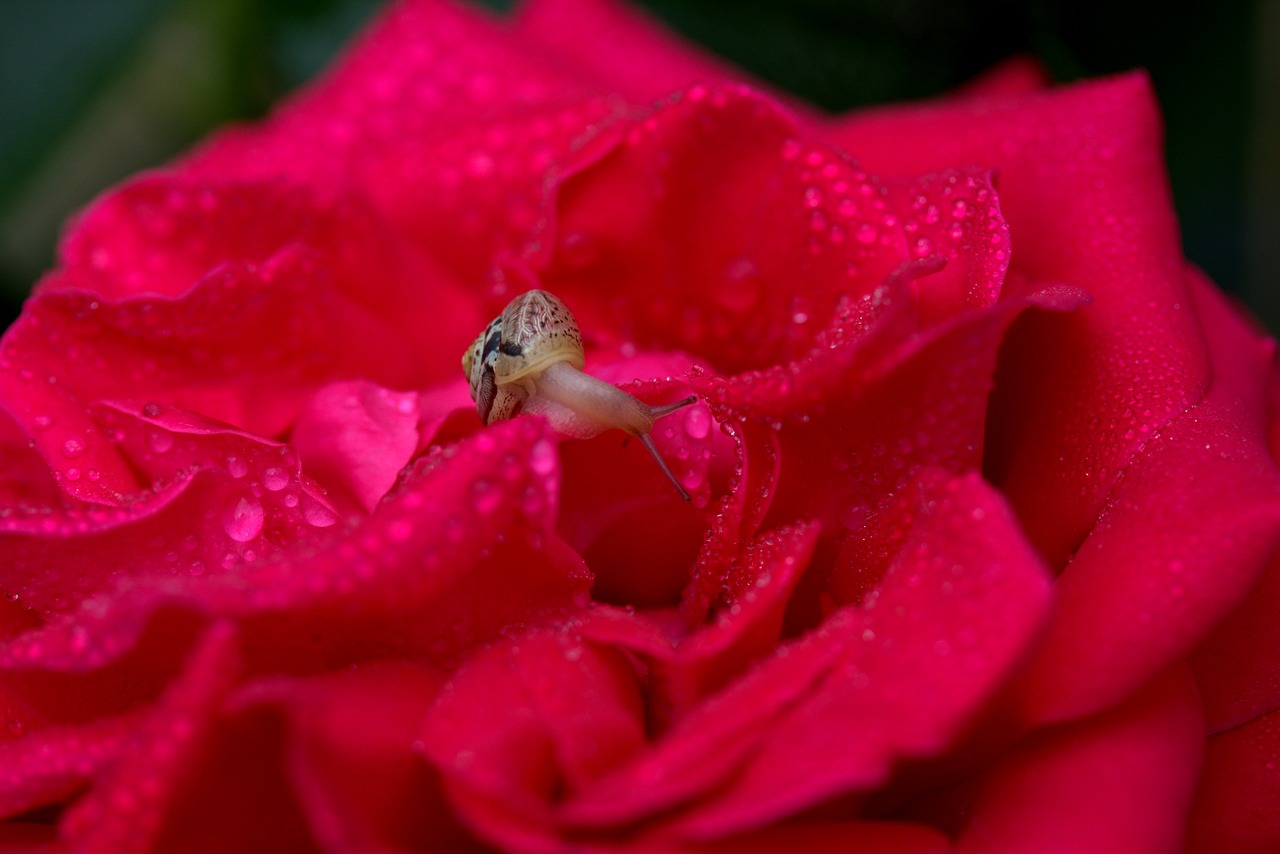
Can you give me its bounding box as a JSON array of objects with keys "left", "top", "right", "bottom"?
[
  {"left": 1015, "top": 270, "right": 1280, "bottom": 725},
  {"left": 951, "top": 668, "right": 1203, "bottom": 854},
  {"left": 1186, "top": 706, "right": 1280, "bottom": 853},
  {"left": 834, "top": 73, "right": 1209, "bottom": 568}
]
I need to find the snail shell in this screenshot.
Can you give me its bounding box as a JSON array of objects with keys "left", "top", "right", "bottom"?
[{"left": 462, "top": 290, "right": 697, "bottom": 500}]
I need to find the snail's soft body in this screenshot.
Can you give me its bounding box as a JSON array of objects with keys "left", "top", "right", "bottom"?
[{"left": 462, "top": 290, "right": 696, "bottom": 499}]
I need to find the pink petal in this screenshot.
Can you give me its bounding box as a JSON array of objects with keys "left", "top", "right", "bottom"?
[
  {"left": 418, "top": 633, "right": 647, "bottom": 851},
  {"left": 681, "top": 416, "right": 780, "bottom": 622},
  {"left": 948, "top": 56, "right": 1052, "bottom": 100},
  {"left": 0, "top": 712, "right": 139, "bottom": 820},
  {"left": 1186, "top": 706, "right": 1280, "bottom": 852},
  {"left": 0, "top": 402, "right": 334, "bottom": 619},
  {"left": 148, "top": 687, "right": 317, "bottom": 852},
  {"left": 59, "top": 622, "right": 239, "bottom": 854},
  {"left": 367, "top": 94, "right": 627, "bottom": 284},
  {"left": 552, "top": 356, "right": 720, "bottom": 608},
  {"left": 953, "top": 668, "right": 1204, "bottom": 854},
  {"left": 289, "top": 381, "right": 424, "bottom": 514},
  {"left": 707, "top": 285, "right": 1082, "bottom": 631},
  {"left": 513, "top": 0, "right": 802, "bottom": 112},
  {"left": 1191, "top": 550, "right": 1280, "bottom": 733},
  {"left": 531, "top": 87, "right": 1012, "bottom": 375},
  {"left": 567, "top": 471, "right": 1051, "bottom": 835},
  {"left": 57, "top": 174, "right": 483, "bottom": 381},
  {"left": 237, "top": 664, "right": 483, "bottom": 852},
  {"left": 1015, "top": 270, "right": 1280, "bottom": 725},
  {"left": 834, "top": 73, "right": 1209, "bottom": 568},
  {"left": 5, "top": 417, "right": 588, "bottom": 684},
  {"left": 576, "top": 521, "right": 818, "bottom": 728},
  {"left": 0, "top": 249, "right": 410, "bottom": 507},
  {"left": 621, "top": 821, "right": 950, "bottom": 854},
  {"left": 181, "top": 0, "right": 591, "bottom": 189},
  {"left": 658, "top": 521, "right": 818, "bottom": 714}
]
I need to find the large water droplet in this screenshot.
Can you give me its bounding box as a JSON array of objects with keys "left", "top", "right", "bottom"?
[
  {"left": 530, "top": 438, "right": 557, "bottom": 476},
  {"left": 262, "top": 467, "right": 288, "bottom": 491},
  {"left": 223, "top": 497, "right": 264, "bottom": 542},
  {"left": 304, "top": 502, "right": 337, "bottom": 528},
  {"left": 683, "top": 407, "right": 711, "bottom": 440}
]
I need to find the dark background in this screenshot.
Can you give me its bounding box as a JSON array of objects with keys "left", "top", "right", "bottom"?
[{"left": 1, "top": 0, "right": 1274, "bottom": 331}]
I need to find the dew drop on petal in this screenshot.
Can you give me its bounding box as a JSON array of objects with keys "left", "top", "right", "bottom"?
[
  {"left": 530, "top": 439, "right": 557, "bottom": 476},
  {"left": 304, "top": 502, "right": 337, "bottom": 528},
  {"left": 683, "top": 407, "right": 710, "bottom": 440},
  {"left": 262, "top": 467, "right": 288, "bottom": 491},
  {"left": 223, "top": 497, "right": 264, "bottom": 542},
  {"left": 61, "top": 438, "right": 86, "bottom": 459}
]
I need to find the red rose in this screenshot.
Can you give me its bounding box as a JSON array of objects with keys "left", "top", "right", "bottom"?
[{"left": 1, "top": 0, "right": 1276, "bottom": 850}]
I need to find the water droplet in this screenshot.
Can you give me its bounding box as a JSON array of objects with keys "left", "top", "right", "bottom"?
[
  {"left": 32, "top": 415, "right": 53, "bottom": 431},
  {"left": 855, "top": 223, "right": 877, "bottom": 245},
  {"left": 262, "top": 467, "right": 288, "bottom": 491},
  {"left": 304, "top": 503, "right": 337, "bottom": 528},
  {"left": 226, "top": 456, "right": 249, "bottom": 478},
  {"left": 387, "top": 518, "right": 413, "bottom": 542},
  {"left": 530, "top": 439, "right": 557, "bottom": 476},
  {"left": 61, "top": 438, "right": 86, "bottom": 459},
  {"left": 148, "top": 431, "right": 174, "bottom": 454},
  {"left": 683, "top": 407, "right": 711, "bottom": 440},
  {"left": 223, "top": 497, "right": 264, "bottom": 542}
]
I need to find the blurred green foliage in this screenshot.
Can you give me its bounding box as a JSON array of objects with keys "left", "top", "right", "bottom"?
[{"left": 0, "top": 0, "right": 1272, "bottom": 330}]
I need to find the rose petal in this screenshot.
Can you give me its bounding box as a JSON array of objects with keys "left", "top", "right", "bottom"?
[
  {"left": 951, "top": 668, "right": 1203, "bottom": 854},
  {"left": 532, "top": 86, "right": 1011, "bottom": 374},
  {"left": 514, "top": 0, "right": 801, "bottom": 111},
  {"left": 834, "top": 73, "right": 1209, "bottom": 568},
  {"left": 0, "top": 711, "right": 139, "bottom": 820},
  {"left": 550, "top": 356, "right": 719, "bottom": 608},
  {"left": 150, "top": 693, "right": 316, "bottom": 852},
  {"left": 567, "top": 471, "right": 1051, "bottom": 836},
  {"left": 3, "top": 416, "right": 589, "bottom": 697},
  {"left": 419, "top": 633, "right": 647, "bottom": 851},
  {"left": 57, "top": 174, "right": 482, "bottom": 380},
  {"left": 369, "top": 94, "right": 627, "bottom": 284},
  {"left": 290, "top": 380, "right": 424, "bottom": 514},
  {"left": 1190, "top": 549, "right": 1280, "bottom": 733},
  {"left": 59, "top": 622, "right": 239, "bottom": 854},
  {"left": 623, "top": 820, "right": 950, "bottom": 854},
  {"left": 658, "top": 520, "right": 818, "bottom": 714},
  {"left": 1185, "top": 706, "right": 1280, "bottom": 852},
  {"left": 0, "top": 402, "right": 333, "bottom": 618},
  {"left": 681, "top": 416, "right": 780, "bottom": 622},
  {"left": 949, "top": 56, "right": 1052, "bottom": 100},
  {"left": 233, "top": 664, "right": 483, "bottom": 852},
  {"left": 697, "top": 284, "right": 1083, "bottom": 631},
  {"left": 569, "top": 521, "right": 819, "bottom": 729},
  {"left": 181, "top": 0, "right": 591, "bottom": 188},
  {"left": 0, "top": 248, "right": 409, "bottom": 506},
  {"left": 1015, "top": 269, "right": 1280, "bottom": 725}
]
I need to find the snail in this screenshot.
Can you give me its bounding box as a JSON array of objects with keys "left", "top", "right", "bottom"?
[{"left": 462, "top": 289, "right": 697, "bottom": 500}]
